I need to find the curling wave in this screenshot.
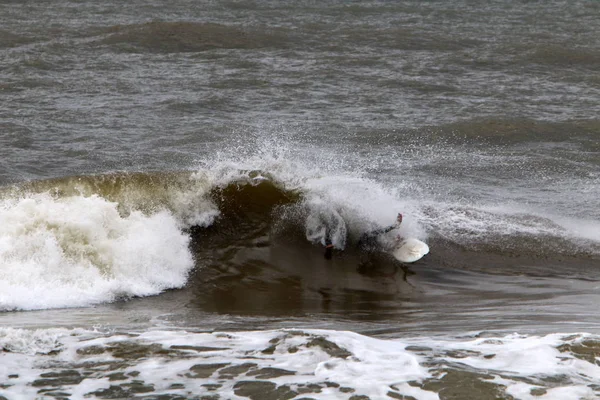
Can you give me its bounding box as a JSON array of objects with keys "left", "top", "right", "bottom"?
[{"left": 1, "top": 160, "right": 599, "bottom": 311}]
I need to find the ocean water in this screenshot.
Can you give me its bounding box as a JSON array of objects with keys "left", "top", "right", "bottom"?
[{"left": 1, "top": 1, "right": 599, "bottom": 399}]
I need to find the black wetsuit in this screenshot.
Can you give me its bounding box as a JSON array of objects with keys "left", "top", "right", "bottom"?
[
  {"left": 324, "top": 237, "right": 333, "bottom": 259},
  {"left": 358, "top": 224, "right": 398, "bottom": 251}
]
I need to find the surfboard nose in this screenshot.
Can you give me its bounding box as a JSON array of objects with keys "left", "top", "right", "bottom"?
[{"left": 393, "top": 238, "right": 429, "bottom": 263}]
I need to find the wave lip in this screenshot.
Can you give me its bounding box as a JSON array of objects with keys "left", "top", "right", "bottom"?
[{"left": 0, "top": 193, "right": 194, "bottom": 311}]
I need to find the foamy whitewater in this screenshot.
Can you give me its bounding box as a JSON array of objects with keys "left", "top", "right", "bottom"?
[
  {"left": 1, "top": 327, "right": 599, "bottom": 400},
  {"left": 0, "top": 193, "right": 193, "bottom": 310}
]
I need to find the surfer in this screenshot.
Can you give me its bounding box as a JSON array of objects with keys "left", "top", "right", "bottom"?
[
  {"left": 305, "top": 206, "right": 347, "bottom": 259},
  {"left": 358, "top": 213, "right": 403, "bottom": 251},
  {"left": 356, "top": 212, "right": 428, "bottom": 265},
  {"left": 321, "top": 213, "right": 403, "bottom": 259}
]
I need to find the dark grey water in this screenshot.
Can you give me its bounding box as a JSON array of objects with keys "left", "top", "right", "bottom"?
[
  {"left": 2, "top": 0, "right": 599, "bottom": 180},
  {"left": 1, "top": 1, "right": 600, "bottom": 399}
]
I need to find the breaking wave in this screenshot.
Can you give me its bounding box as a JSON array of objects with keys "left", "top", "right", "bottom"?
[{"left": 1, "top": 153, "right": 598, "bottom": 311}]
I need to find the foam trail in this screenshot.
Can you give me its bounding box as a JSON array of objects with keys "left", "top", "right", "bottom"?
[{"left": 0, "top": 193, "right": 194, "bottom": 311}]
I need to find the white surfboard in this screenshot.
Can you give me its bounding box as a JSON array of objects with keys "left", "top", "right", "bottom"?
[{"left": 392, "top": 238, "right": 429, "bottom": 263}]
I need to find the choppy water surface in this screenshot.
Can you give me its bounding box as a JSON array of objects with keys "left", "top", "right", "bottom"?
[{"left": 1, "top": 0, "right": 599, "bottom": 399}]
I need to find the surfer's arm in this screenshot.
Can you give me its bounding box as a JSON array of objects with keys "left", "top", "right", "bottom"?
[
  {"left": 376, "top": 213, "right": 403, "bottom": 234},
  {"left": 381, "top": 224, "right": 397, "bottom": 234},
  {"left": 358, "top": 214, "right": 403, "bottom": 250},
  {"left": 383, "top": 213, "right": 403, "bottom": 234}
]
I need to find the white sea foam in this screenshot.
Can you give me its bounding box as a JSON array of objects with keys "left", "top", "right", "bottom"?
[
  {"left": 0, "top": 193, "right": 194, "bottom": 311},
  {"left": 0, "top": 328, "right": 598, "bottom": 400}
]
